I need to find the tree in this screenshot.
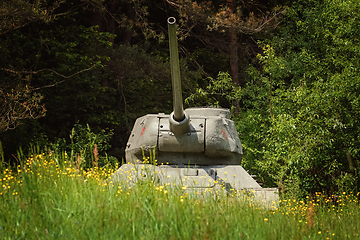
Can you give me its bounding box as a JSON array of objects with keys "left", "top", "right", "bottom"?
[
  {"left": 86, "top": 0, "right": 164, "bottom": 45},
  {"left": 166, "top": 0, "right": 284, "bottom": 86},
  {"left": 0, "top": 0, "right": 125, "bottom": 134},
  {"left": 0, "top": 79, "right": 46, "bottom": 132},
  {"left": 0, "top": 1, "right": 116, "bottom": 165},
  {"left": 0, "top": 0, "right": 66, "bottom": 35},
  {"left": 0, "top": 0, "right": 67, "bottom": 133},
  {"left": 239, "top": 0, "right": 360, "bottom": 196}
]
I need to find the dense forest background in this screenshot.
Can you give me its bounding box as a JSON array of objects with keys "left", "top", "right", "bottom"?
[{"left": 1, "top": 0, "right": 359, "bottom": 197}]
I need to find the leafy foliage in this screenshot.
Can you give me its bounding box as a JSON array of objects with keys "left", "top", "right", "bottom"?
[
  {"left": 237, "top": 0, "right": 360, "bottom": 197},
  {"left": 185, "top": 72, "right": 241, "bottom": 110}
]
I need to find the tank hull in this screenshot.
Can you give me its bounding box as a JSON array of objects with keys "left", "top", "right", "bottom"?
[{"left": 113, "top": 163, "right": 278, "bottom": 207}]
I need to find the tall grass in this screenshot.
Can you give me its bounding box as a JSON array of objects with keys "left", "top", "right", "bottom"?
[{"left": 0, "top": 149, "right": 359, "bottom": 239}]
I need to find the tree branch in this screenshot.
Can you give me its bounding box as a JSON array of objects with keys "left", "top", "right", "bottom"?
[
  {"left": 1, "top": 64, "right": 98, "bottom": 90},
  {"left": 0, "top": 3, "right": 84, "bottom": 35}
]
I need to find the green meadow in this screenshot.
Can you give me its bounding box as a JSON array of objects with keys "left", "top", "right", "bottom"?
[{"left": 0, "top": 150, "right": 359, "bottom": 240}]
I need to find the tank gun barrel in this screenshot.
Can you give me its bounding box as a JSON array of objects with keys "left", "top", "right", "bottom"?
[
  {"left": 167, "top": 17, "right": 190, "bottom": 135},
  {"left": 168, "top": 17, "right": 184, "bottom": 122}
]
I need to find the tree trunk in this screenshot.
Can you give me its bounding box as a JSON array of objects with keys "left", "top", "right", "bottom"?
[
  {"left": 227, "top": 0, "right": 240, "bottom": 113},
  {"left": 228, "top": 27, "right": 239, "bottom": 86},
  {"left": 121, "top": 2, "right": 134, "bottom": 45},
  {"left": 91, "top": 9, "right": 103, "bottom": 31},
  {"left": 107, "top": 0, "right": 117, "bottom": 44},
  {"left": 226, "top": 0, "right": 240, "bottom": 86}
]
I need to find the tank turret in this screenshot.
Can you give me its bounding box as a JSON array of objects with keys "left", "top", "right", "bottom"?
[
  {"left": 124, "top": 17, "right": 242, "bottom": 165},
  {"left": 114, "top": 17, "right": 278, "bottom": 206}
]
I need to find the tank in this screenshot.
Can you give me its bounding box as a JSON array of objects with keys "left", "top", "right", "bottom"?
[{"left": 113, "top": 17, "right": 278, "bottom": 206}]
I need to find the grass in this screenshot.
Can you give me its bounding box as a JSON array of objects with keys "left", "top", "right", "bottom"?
[{"left": 0, "top": 151, "right": 359, "bottom": 239}]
